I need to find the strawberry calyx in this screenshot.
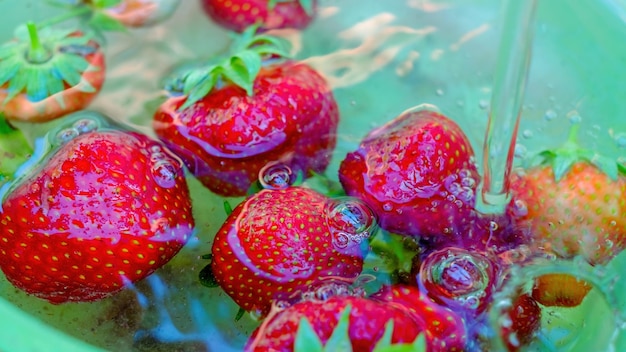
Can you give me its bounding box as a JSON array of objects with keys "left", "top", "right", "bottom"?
[
  {"left": 293, "top": 305, "right": 426, "bottom": 352},
  {"left": 268, "top": 0, "right": 314, "bottom": 16},
  {"left": 178, "top": 25, "right": 292, "bottom": 110},
  {"left": 0, "top": 115, "right": 33, "bottom": 189},
  {"left": 533, "top": 123, "right": 625, "bottom": 182},
  {"left": 0, "top": 23, "right": 101, "bottom": 105}
]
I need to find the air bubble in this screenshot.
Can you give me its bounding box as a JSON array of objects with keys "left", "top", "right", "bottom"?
[
  {"left": 479, "top": 100, "right": 489, "bottom": 109},
  {"left": 436, "top": 88, "right": 444, "bottom": 96},
  {"left": 151, "top": 160, "right": 178, "bottom": 188},
  {"left": 522, "top": 129, "right": 533, "bottom": 139},
  {"left": 150, "top": 152, "right": 166, "bottom": 162},
  {"left": 73, "top": 119, "right": 98, "bottom": 134},
  {"left": 568, "top": 113, "right": 582, "bottom": 124},
  {"left": 512, "top": 200, "right": 528, "bottom": 217},
  {"left": 489, "top": 221, "right": 499, "bottom": 231},
  {"left": 56, "top": 128, "right": 79, "bottom": 144},
  {"left": 544, "top": 109, "right": 557, "bottom": 121},
  {"left": 514, "top": 144, "right": 528, "bottom": 159},
  {"left": 258, "top": 162, "right": 294, "bottom": 190},
  {"left": 382, "top": 202, "right": 393, "bottom": 212},
  {"left": 326, "top": 198, "right": 377, "bottom": 250}
]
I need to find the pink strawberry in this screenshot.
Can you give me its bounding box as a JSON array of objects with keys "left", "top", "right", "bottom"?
[
  {"left": 0, "top": 114, "right": 194, "bottom": 303},
  {"left": 200, "top": 0, "right": 317, "bottom": 33},
  {"left": 246, "top": 291, "right": 424, "bottom": 352},
  {"left": 154, "top": 27, "right": 338, "bottom": 197},
  {"left": 339, "top": 107, "right": 479, "bottom": 240},
  {"left": 210, "top": 186, "right": 372, "bottom": 317}
]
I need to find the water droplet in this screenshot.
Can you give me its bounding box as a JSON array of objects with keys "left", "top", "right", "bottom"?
[
  {"left": 568, "top": 113, "right": 582, "bottom": 124},
  {"left": 522, "top": 129, "right": 533, "bottom": 139},
  {"left": 512, "top": 200, "right": 528, "bottom": 217},
  {"left": 514, "top": 144, "right": 528, "bottom": 159},
  {"left": 615, "top": 134, "right": 626, "bottom": 149},
  {"left": 151, "top": 160, "right": 178, "bottom": 188},
  {"left": 479, "top": 100, "right": 489, "bottom": 109},
  {"left": 56, "top": 128, "right": 79, "bottom": 144},
  {"left": 258, "top": 162, "right": 294, "bottom": 190},
  {"left": 73, "top": 119, "right": 98, "bottom": 134},
  {"left": 544, "top": 109, "right": 557, "bottom": 121}
]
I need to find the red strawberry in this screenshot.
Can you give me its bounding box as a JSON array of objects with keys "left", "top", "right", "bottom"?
[
  {"left": 0, "top": 23, "right": 105, "bottom": 123},
  {"left": 500, "top": 293, "right": 541, "bottom": 351},
  {"left": 531, "top": 273, "right": 592, "bottom": 308},
  {"left": 0, "top": 114, "right": 194, "bottom": 303},
  {"left": 371, "top": 284, "right": 468, "bottom": 351},
  {"left": 245, "top": 290, "right": 424, "bottom": 352},
  {"left": 210, "top": 186, "right": 372, "bottom": 317},
  {"left": 509, "top": 124, "right": 626, "bottom": 265},
  {"left": 201, "top": 0, "right": 316, "bottom": 33},
  {"left": 154, "top": 28, "right": 338, "bottom": 197},
  {"left": 339, "top": 107, "right": 479, "bottom": 240}
]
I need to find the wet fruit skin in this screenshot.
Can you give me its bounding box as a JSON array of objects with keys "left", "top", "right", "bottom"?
[
  {"left": 211, "top": 186, "right": 368, "bottom": 317},
  {"left": 154, "top": 61, "right": 338, "bottom": 197},
  {"left": 0, "top": 129, "right": 194, "bottom": 303},
  {"left": 200, "top": 0, "right": 317, "bottom": 33},
  {"left": 245, "top": 293, "right": 423, "bottom": 352},
  {"left": 0, "top": 35, "right": 105, "bottom": 123},
  {"left": 338, "top": 109, "right": 479, "bottom": 239},
  {"left": 509, "top": 161, "right": 626, "bottom": 265}
]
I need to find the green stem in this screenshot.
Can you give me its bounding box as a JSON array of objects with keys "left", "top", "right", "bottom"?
[
  {"left": 26, "top": 22, "right": 50, "bottom": 63},
  {"left": 566, "top": 122, "right": 581, "bottom": 144},
  {"left": 37, "top": 5, "right": 93, "bottom": 28}
]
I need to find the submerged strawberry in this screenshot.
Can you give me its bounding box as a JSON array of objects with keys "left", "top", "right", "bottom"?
[
  {"left": 371, "top": 284, "right": 468, "bottom": 351},
  {"left": 499, "top": 293, "right": 542, "bottom": 352},
  {"left": 246, "top": 290, "right": 425, "bottom": 352},
  {"left": 0, "top": 114, "right": 194, "bottom": 303},
  {"left": 339, "top": 106, "right": 479, "bottom": 240},
  {"left": 509, "top": 124, "right": 626, "bottom": 265},
  {"left": 154, "top": 27, "right": 338, "bottom": 197},
  {"left": 94, "top": 0, "right": 181, "bottom": 27},
  {"left": 210, "top": 186, "right": 373, "bottom": 317},
  {"left": 0, "top": 23, "right": 105, "bottom": 123},
  {"left": 531, "top": 273, "right": 592, "bottom": 308},
  {"left": 201, "top": 0, "right": 316, "bottom": 33}
]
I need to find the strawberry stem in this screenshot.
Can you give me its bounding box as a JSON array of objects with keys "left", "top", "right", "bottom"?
[{"left": 26, "top": 22, "right": 51, "bottom": 64}]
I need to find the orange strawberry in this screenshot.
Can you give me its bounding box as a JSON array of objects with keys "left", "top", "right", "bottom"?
[{"left": 531, "top": 273, "right": 592, "bottom": 307}]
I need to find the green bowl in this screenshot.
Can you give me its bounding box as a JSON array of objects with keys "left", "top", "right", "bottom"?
[{"left": 1, "top": 0, "right": 625, "bottom": 351}]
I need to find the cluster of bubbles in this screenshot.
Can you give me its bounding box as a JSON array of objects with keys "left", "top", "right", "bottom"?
[
  {"left": 442, "top": 169, "right": 476, "bottom": 208},
  {"left": 325, "top": 197, "right": 378, "bottom": 250},
  {"left": 258, "top": 161, "right": 296, "bottom": 190},
  {"left": 54, "top": 118, "right": 99, "bottom": 144},
  {"left": 148, "top": 144, "right": 180, "bottom": 189}
]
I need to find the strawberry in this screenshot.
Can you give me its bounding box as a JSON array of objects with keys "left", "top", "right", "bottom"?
[
  {"left": 531, "top": 273, "right": 592, "bottom": 307},
  {"left": 371, "top": 284, "right": 468, "bottom": 351},
  {"left": 210, "top": 186, "right": 373, "bottom": 317},
  {"left": 499, "top": 293, "right": 541, "bottom": 351},
  {"left": 245, "top": 291, "right": 425, "bottom": 352},
  {"left": 338, "top": 107, "right": 479, "bottom": 240},
  {"left": 509, "top": 124, "right": 626, "bottom": 265},
  {"left": 0, "top": 23, "right": 105, "bottom": 123},
  {"left": 154, "top": 27, "right": 338, "bottom": 197},
  {"left": 0, "top": 113, "right": 194, "bottom": 303},
  {"left": 200, "top": 0, "right": 316, "bottom": 33}
]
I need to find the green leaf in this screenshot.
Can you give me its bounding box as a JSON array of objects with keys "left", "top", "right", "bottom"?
[
  {"left": 0, "top": 115, "right": 33, "bottom": 188},
  {"left": 294, "top": 317, "right": 325, "bottom": 352},
  {"left": 198, "top": 263, "right": 219, "bottom": 288},
  {"left": 551, "top": 153, "right": 578, "bottom": 182},
  {"left": 298, "top": 0, "right": 314, "bottom": 15},
  {"left": 222, "top": 50, "right": 262, "bottom": 96},
  {"left": 223, "top": 201, "right": 233, "bottom": 215},
  {"left": 373, "top": 320, "right": 395, "bottom": 351},
  {"left": 235, "top": 307, "right": 246, "bottom": 322},
  {"left": 324, "top": 306, "right": 353, "bottom": 352},
  {"left": 373, "top": 321, "right": 427, "bottom": 352},
  {"left": 618, "top": 162, "right": 626, "bottom": 176},
  {"left": 590, "top": 154, "right": 619, "bottom": 181},
  {"left": 88, "top": 11, "right": 128, "bottom": 32},
  {"left": 92, "top": 0, "right": 123, "bottom": 8}
]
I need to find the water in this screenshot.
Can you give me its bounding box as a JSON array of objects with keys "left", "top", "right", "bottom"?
[
  {"left": 1, "top": 0, "right": 626, "bottom": 351},
  {"left": 475, "top": 0, "right": 538, "bottom": 215}
]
